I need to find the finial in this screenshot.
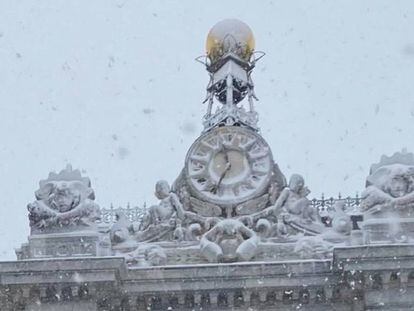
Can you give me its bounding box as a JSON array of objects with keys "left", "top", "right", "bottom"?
[
  {"left": 206, "top": 19, "right": 255, "bottom": 66},
  {"left": 197, "top": 19, "right": 265, "bottom": 132}
]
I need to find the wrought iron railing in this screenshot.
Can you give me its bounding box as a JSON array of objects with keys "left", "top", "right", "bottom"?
[
  {"left": 311, "top": 194, "right": 362, "bottom": 216},
  {"left": 99, "top": 194, "right": 362, "bottom": 224},
  {"left": 99, "top": 203, "right": 148, "bottom": 224}
]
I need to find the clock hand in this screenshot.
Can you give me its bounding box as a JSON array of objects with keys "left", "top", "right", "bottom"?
[
  {"left": 211, "top": 153, "right": 231, "bottom": 194},
  {"left": 223, "top": 147, "right": 229, "bottom": 163}
]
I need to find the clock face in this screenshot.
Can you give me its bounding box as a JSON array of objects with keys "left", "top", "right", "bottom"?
[{"left": 185, "top": 126, "right": 273, "bottom": 205}]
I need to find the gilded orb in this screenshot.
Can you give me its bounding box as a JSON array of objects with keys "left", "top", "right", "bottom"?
[{"left": 206, "top": 19, "right": 255, "bottom": 63}]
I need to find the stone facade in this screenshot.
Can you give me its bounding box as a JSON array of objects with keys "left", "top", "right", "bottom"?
[
  {"left": 2, "top": 245, "right": 414, "bottom": 310},
  {"left": 1, "top": 19, "right": 414, "bottom": 311}
]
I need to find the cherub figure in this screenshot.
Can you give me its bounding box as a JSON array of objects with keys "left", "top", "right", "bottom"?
[
  {"left": 200, "top": 219, "right": 258, "bottom": 263},
  {"left": 275, "top": 174, "right": 320, "bottom": 223},
  {"left": 146, "top": 180, "right": 208, "bottom": 228},
  {"left": 147, "top": 180, "right": 180, "bottom": 225},
  {"left": 244, "top": 174, "right": 320, "bottom": 233},
  {"left": 137, "top": 181, "right": 215, "bottom": 242},
  {"left": 276, "top": 174, "right": 310, "bottom": 215},
  {"left": 145, "top": 180, "right": 215, "bottom": 230}
]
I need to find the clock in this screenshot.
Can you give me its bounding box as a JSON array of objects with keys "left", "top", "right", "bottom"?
[{"left": 185, "top": 126, "right": 274, "bottom": 205}]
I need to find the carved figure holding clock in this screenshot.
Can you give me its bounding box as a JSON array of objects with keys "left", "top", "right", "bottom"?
[
  {"left": 143, "top": 180, "right": 218, "bottom": 234},
  {"left": 248, "top": 174, "right": 319, "bottom": 225},
  {"left": 276, "top": 174, "right": 320, "bottom": 224},
  {"left": 147, "top": 180, "right": 181, "bottom": 226}
]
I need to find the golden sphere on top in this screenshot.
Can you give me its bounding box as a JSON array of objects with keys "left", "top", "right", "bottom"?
[{"left": 206, "top": 19, "right": 255, "bottom": 63}]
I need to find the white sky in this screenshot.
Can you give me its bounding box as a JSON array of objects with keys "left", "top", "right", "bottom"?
[{"left": 0, "top": 0, "right": 413, "bottom": 259}]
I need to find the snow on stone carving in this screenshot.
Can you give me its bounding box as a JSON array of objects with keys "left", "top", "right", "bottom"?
[
  {"left": 110, "top": 211, "right": 134, "bottom": 244},
  {"left": 148, "top": 180, "right": 182, "bottom": 224},
  {"left": 27, "top": 164, "right": 100, "bottom": 233},
  {"left": 360, "top": 150, "right": 414, "bottom": 244},
  {"left": 279, "top": 174, "right": 317, "bottom": 222},
  {"left": 244, "top": 174, "right": 324, "bottom": 236},
  {"left": 361, "top": 150, "right": 414, "bottom": 217},
  {"left": 125, "top": 243, "right": 167, "bottom": 267},
  {"left": 200, "top": 219, "right": 258, "bottom": 262},
  {"left": 111, "top": 180, "right": 211, "bottom": 245},
  {"left": 331, "top": 201, "right": 352, "bottom": 235},
  {"left": 294, "top": 236, "right": 333, "bottom": 259},
  {"left": 103, "top": 19, "right": 350, "bottom": 265}
]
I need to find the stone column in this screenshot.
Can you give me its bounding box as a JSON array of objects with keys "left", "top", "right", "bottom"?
[
  {"left": 71, "top": 286, "right": 78, "bottom": 298},
  {"left": 242, "top": 289, "right": 251, "bottom": 305},
  {"left": 22, "top": 286, "right": 30, "bottom": 299},
  {"left": 227, "top": 292, "right": 234, "bottom": 307},
  {"left": 275, "top": 290, "right": 283, "bottom": 302},
  {"left": 39, "top": 287, "right": 47, "bottom": 300},
  {"left": 324, "top": 286, "right": 333, "bottom": 301},
  {"left": 161, "top": 296, "right": 169, "bottom": 309},
  {"left": 194, "top": 293, "right": 201, "bottom": 306},
  {"left": 365, "top": 273, "right": 373, "bottom": 288},
  {"left": 209, "top": 292, "right": 218, "bottom": 307},
  {"left": 56, "top": 285, "right": 63, "bottom": 301},
  {"left": 127, "top": 295, "right": 137, "bottom": 311},
  {"left": 382, "top": 271, "right": 392, "bottom": 290},
  {"left": 292, "top": 289, "right": 300, "bottom": 301},
  {"left": 177, "top": 294, "right": 185, "bottom": 306},
  {"left": 308, "top": 288, "right": 317, "bottom": 303},
  {"left": 136, "top": 297, "right": 149, "bottom": 311},
  {"left": 259, "top": 290, "right": 267, "bottom": 303},
  {"left": 400, "top": 271, "right": 409, "bottom": 289}
]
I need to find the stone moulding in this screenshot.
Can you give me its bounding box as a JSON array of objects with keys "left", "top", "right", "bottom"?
[{"left": 2, "top": 244, "right": 414, "bottom": 310}]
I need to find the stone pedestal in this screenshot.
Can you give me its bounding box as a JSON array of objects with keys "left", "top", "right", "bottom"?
[
  {"left": 350, "top": 229, "right": 364, "bottom": 245},
  {"left": 17, "top": 231, "right": 110, "bottom": 260},
  {"left": 362, "top": 218, "right": 414, "bottom": 244}
]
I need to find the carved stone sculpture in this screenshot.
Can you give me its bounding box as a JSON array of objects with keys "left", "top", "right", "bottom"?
[
  {"left": 147, "top": 180, "right": 181, "bottom": 225},
  {"left": 294, "top": 236, "right": 333, "bottom": 259},
  {"left": 200, "top": 219, "right": 258, "bottom": 262},
  {"left": 27, "top": 165, "right": 100, "bottom": 233},
  {"left": 131, "top": 180, "right": 185, "bottom": 242},
  {"left": 276, "top": 174, "right": 315, "bottom": 221},
  {"left": 243, "top": 174, "right": 323, "bottom": 236},
  {"left": 111, "top": 180, "right": 209, "bottom": 245},
  {"left": 361, "top": 151, "right": 414, "bottom": 244},
  {"left": 361, "top": 151, "right": 414, "bottom": 217},
  {"left": 331, "top": 201, "right": 352, "bottom": 235},
  {"left": 110, "top": 211, "right": 134, "bottom": 244},
  {"left": 125, "top": 243, "right": 167, "bottom": 267}
]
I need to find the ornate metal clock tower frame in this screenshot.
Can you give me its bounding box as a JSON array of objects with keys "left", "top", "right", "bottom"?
[
  {"left": 197, "top": 19, "right": 265, "bottom": 132},
  {"left": 176, "top": 19, "right": 286, "bottom": 221}
]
